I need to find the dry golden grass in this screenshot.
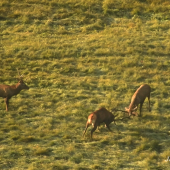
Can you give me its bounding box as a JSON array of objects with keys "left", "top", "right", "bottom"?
[{"left": 0, "top": 0, "right": 170, "bottom": 169}]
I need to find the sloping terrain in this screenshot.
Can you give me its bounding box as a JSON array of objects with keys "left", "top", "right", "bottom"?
[{"left": 0, "top": 0, "right": 170, "bottom": 169}]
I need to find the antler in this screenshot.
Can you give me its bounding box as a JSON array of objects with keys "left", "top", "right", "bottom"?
[
  {"left": 116, "top": 115, "right": 131, "bottom": 121},
  {"left": 111, "top": 108, "right": 131, "bottom": 122},
  {"left": 17, "top": 68, "right": 24, "bottom": 79},
  {"left": 111, "top": 108, "right": 119, "bottom": 117},
  {"left": 112, "top": 108, "right": 128, "bottom": 113}
]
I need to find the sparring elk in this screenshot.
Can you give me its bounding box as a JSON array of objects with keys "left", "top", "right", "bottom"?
[
  {"left": 117, "top": 84, "right": 151, "bottom": 117},
  {"left": 0, "top": 72, "right": 29, "bottom": 111},
  {"left": 83, "top": 107, "right": 118, "bottom": 139}
]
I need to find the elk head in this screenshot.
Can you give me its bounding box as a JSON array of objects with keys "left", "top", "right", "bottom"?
[
  {"left": 17, "top": 69, "right": 29, "bottom": 90},
  {"left": 112, "top": 107, "right": 137, "bottom": 117},
  {"left": 125, "top": 106, "right": 138, "bottom": 116},
  {"left": 17, "top": 79, "right": 29, "bottom": 90}
]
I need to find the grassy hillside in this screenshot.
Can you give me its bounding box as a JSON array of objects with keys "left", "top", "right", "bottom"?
[{"left": 1, "top": 0, "right": 170, "bottom": 169}]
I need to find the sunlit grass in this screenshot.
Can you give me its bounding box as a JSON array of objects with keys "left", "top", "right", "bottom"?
[{"left": 1, "top": 0, "right": 170, "bottom": 169}]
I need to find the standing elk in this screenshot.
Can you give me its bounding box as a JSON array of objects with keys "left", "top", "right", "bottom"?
[
  {"left": 0, "top": 71, "right": 29, "bottom": 111},
  {"left": 117, "top": 84, "right": 151, "bottom": 116},
  {"left": 83, "top": 107, "right": 118, "bottom": 139}
]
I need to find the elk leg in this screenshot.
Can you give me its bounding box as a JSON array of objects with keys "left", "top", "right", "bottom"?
[
  {"left": 90, "top": 125, "right": 97, "bottom": 139},
  {"left": 139, "top": 101, "right": 144, "bottom": 116},
  {"left": 83, "top": 123, "right": 90, "bottom": 137},
  {"left": 97, "top": 123, "right": 101, "bottom": 131},
  {"left": 106, "top": 124, "right": 112, "bottom": 132},
  {"left": 105, "top": 122, "right": 112, "bottom": 132},
  {"left": 148, "top": 95, "right": 151, "bottom": 112},
  {"left": 5, "top": 98, "right": 9, "bottom": 111},
  {"left": 106, "top": 121, "right": 116, "bottom": 126}
]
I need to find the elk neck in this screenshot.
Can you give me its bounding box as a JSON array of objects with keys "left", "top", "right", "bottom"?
[
  {"left": 129, "top": 95, "right": 137, "bottom": 111},
  {"left": 128, "top": 101, "right": 135, "bottom": 112},
  {"left": 10, "top": 82, "right": 23, "bottom": 95}
]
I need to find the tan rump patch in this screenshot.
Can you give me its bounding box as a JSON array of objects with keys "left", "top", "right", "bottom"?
[
  {"left": 88, "top": 114, "right": 96, "bottom": 126},
  {"left": 88, "top": 118, "right": 92, "bottom": 124}
]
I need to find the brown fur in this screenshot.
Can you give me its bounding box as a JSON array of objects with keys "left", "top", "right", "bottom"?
[
  {"left": 125, "top": 84, "right": 151, "bottom": 116},
  {"left": 83, "top": 107, "right": 116, "bottom": 139},
  {"left": 0, "top": 79, "right": 29, "bottom": 111}
]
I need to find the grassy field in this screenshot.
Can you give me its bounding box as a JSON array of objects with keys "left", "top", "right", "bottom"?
[{"left": 1, "top": 0, "right": 170, "bottom": 169}]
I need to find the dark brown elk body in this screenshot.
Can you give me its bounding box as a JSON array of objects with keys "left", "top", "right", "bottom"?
[
  {"left": 0, "top": 79, "right": 29, "bottom": 111},
  {"left": 83, "top": 107, "right": 116, "bottom": 139},
  {"left": 125, "top": 84, "right": 151, "bottom": 116}
]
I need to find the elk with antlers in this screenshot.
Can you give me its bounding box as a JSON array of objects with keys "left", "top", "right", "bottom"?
[
  {"left": 83, "top": 107, "right": 118, "bottom": 139},
  {"left": 117, "top": 84, "right": 151, "bottom": 117},
  {"left": 0, "top": 70, "right": 29, "bottom": 111}
]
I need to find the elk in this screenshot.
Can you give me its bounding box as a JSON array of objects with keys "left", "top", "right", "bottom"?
[
  {"left": 118, "top": 84, "right": 151, "bottom": 117},
  {"left": 83, "top": 107, "right": 118, "bottom": 139},
  {"left": 0, "top": 71, "right": 29, "bottom": 111}
]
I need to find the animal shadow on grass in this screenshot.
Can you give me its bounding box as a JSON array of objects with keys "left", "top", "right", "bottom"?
[{"left": 83, "top": 122, "right": 128, "bottom": 143}]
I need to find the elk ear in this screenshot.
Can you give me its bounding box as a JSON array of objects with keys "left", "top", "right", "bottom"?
[
  {"left": 125, "top": 107, "right": 129, "bottom": 112},
  {"left": 132, "top": 106, "right": 138, "bottom": 111}
]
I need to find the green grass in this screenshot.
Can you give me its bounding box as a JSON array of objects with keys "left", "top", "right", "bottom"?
[{"left": 1, "top": 0, "right": 170, "bottom": 169}]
